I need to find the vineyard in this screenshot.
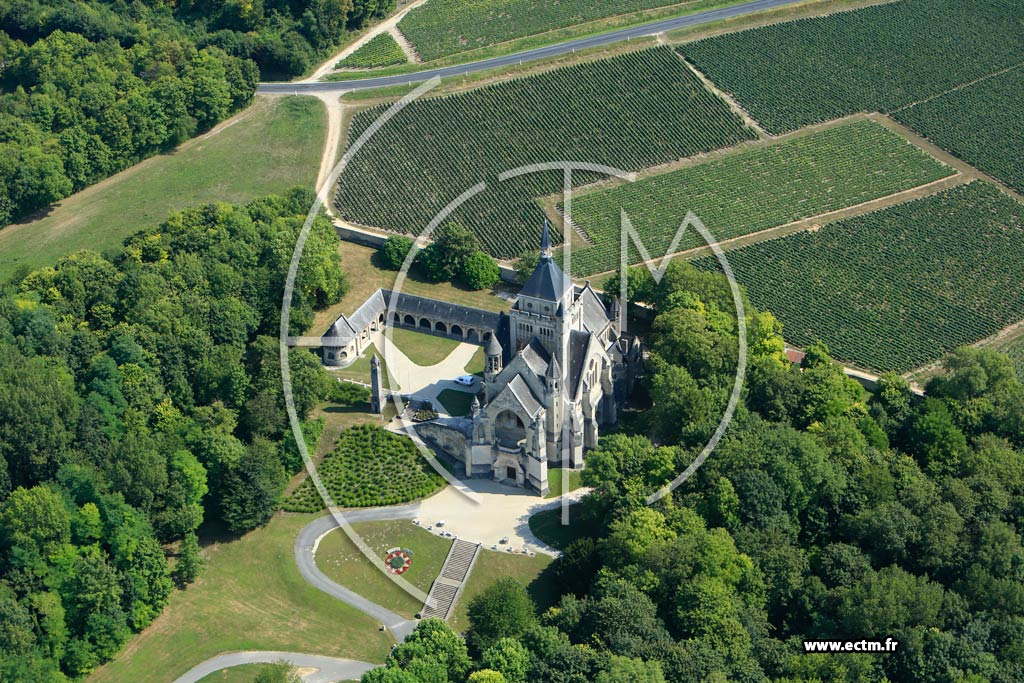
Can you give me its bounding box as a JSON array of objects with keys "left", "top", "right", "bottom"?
[
  {"left": 567, "top": 120, "right": 953, "bottom": 276},
  {"left": 681, "top": 0, "right": 1024, "bottom": 133},
  {"left": 337, "top": 33, "right": 407, "bottom": 69},
  {"left": 691, "top": 182, "right": 1024, "bottom": 373},
  {"left": 283, "top": 424, "right": 444, "bottom": 512},
  {"left": 335, "top": 47, "right": 755, "bottom": 259},
  {"left": 398, "top": 0, "right": 720, "bottom": 62},
  {"left": 1002, "top": 336, "right": 1024, "bottom": 381},
  {"left": 894, "top": 66, "right": 1024, "bottom": 195}
]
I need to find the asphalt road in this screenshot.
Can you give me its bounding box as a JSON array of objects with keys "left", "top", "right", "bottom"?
[
  {"left": 295, "top": 506, "right": 421, "bottom": 642},
  {"left": 172, "top": 651, "right": 376, "bottom": 683},
  {"left": 257, "top": 0, "right": 804, "bottom": 94}
]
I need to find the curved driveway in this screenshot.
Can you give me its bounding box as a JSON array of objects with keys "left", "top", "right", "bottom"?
[
  {"left": 295, "top": 505, "right": 421, "bottom": 642},
  {"left": 172, "top": 652, "right": 375, "bottom": 683},
  {"left": 258, "top": 0, "right": 804, "bottom": 94}
]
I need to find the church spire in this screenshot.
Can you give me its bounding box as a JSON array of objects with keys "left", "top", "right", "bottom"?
[{"left": 540, "top": 219, "right": 552, "bottom": 259}]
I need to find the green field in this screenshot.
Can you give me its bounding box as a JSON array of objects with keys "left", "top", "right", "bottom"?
[
  {"left": 316, "top": 520, "right": 453, "bottom": 619},
  {"left": 681, "top": 0, "right": 1024, "bottom": 133},
  {"left": 284, "top": 425, "right": 444, "bottom": 512},
  {"left": 87, "top": 514, "right": 392, "bottom": 683},
  {"left": 894, "top": 66, "right": 1024, "bottom": 194},
  {"left": 692, "top": 182, "right": 1024, "bottom": 372},
  {"left": 399, "top": 0, "right": 732, "bottom": 62},
  {"left": 390, "top": 327, "right": 462, "bottom": 366},
  {"left": 567, "top": 119, "right": 953, "bottom": 275},
  {"left": 338, "top": 33, "right": 407, "bottom": 68},
  {"left": 543, "top": 468, "right": 583, "bottom": 499},
  {"left": 336, "top": 47, "right": 755, "bottom": 259},
  {"left": 0, "top": 96, "right": 325, "bottom": 281},
  {"left": 450, "top": 549, "right": 557, "bottom": 631}
]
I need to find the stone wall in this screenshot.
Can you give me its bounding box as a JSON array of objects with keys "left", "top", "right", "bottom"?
[{"left": 415, "top": 419, "right": 470, "bottom": 464}]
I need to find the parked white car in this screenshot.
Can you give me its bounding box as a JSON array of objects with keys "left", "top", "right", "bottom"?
[{"left": 454, "top": 375, "right": 476, "bottom": 386}]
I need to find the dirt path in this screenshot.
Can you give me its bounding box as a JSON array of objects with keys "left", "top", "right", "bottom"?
[
  {"left": 872, "top": 113, "right": 1024, "bottom": 203},
  {"left": 311, "top": 93, "right": 345, "bottom": 190},
  {"left": 306, "top": 0, "right": 430, "bottom": 82},
  {"left": 390, "top": 27, "right": 421, "bottom": 64},
  {"left": 677, "top": 53, "right": 767, "bottom": 137}
]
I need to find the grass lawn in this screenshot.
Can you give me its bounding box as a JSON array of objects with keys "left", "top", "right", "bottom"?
[
  {"left": 329, "top": 333, "right": 479, "bottom": 385},
  {"left": 88, "top": 513, "right": 392, "bottom": 683},
  {"left": 543, "top": 468, "right": 583, "bottom": 499},
  {"left": 436, "top": 389, "right": 476, "bottom": 416},
  {"left": 316, "top": 520, "right": 453, "bottom": 619},
  {"left": 310, "top": 242, "right": 512, "bottom": 335},
  {"left": 0, "top": 96, "right": 326, "bottom": 281},
  {"left": 527, "top": 505, "right": 595, "bottom": 551},
  {"left": 330, "top": 351, "right": 390, "bottom": 385},
  {"left": 450, "top": 549, "right": 558, "bottom": 631},
  {"left": 390, "top": 327, "right": 461, "bottom": 366},
  {"left": 466, "top": 348, "right": 485, "bottom": 376}
]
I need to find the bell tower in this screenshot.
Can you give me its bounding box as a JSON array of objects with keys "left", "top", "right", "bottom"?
[
  {"left": 484, "top": 334, "right": 503, "bottom": 401},
  {"left": 511, "top": 220, "right": 573, "bottom": 364}
]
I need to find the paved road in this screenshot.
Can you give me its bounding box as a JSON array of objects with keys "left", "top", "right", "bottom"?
[
  {"left": 257, "top": 0, "right": 803, "bottom": 94},
  {"left": 172, "top": 651, "right": 375, "bottom": 683},
  {"left": 295, "top": 505, "right": 421, "bottom": 642}
]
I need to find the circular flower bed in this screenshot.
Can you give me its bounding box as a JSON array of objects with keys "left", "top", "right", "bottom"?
[{"left": 385, "top": 547, "right": 413, "bottom": 575}]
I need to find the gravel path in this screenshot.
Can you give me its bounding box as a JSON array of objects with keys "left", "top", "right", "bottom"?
[{"left": 172, "top": 651, "right": 375, "bottom": 683}]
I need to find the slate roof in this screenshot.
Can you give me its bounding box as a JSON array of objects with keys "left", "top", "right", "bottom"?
[
  {"left": 576, "top": 284, "right": 611, "bottom": 334},
  {"left": 347, "top": 289, "right": 387, "bottom": 332},
  {"left": 520, "top": 338, "right": 551, "bottom": 376},
  {"left": 388, "top": 290, "right": 500, "bottom": 330},
  {"left": 566, "top": 329, "right": 592, "bottom": 397},
  {"left": 519, "top": 255, "right": 572, "bottom": 301},
  {"left": 322, "top": 288, "right": 501, "bottom": 347},
  {"left": 486, "top": 332, "right": 503, "bottom": 355},
  {"left": 506, "top": 374, "right": 543, "bottom": 417}
]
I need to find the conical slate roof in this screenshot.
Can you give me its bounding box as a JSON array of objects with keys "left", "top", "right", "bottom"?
[
  {"left": 546, "top": 354, "right": 560, "bottom": 379},
  {"left": 520, "top": 221, "right": 571, "bottom": 301},
  {"left": 486, "top": 333, "right": 503, "bottom": 356}
]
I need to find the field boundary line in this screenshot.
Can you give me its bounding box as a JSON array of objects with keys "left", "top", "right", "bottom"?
[
  {"left": 541, "top": 112, "right": 875, "bottom": 203},
  {"left": 390, "top": 27, "right": 422, "bottom": 64},
  {"left": 675, "top": 52, "right": 768, "bottom": 136},
  {"left": 578, "top": 170, "right": 966, "bottom": 280},
  {"left": 873, "top": 113, "right": 1024, "bottom": 203},
  {"left": 888, "top": 61, "right": 1024, "bottom": 114}
]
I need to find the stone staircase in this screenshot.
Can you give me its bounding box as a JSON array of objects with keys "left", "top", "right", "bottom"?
[{"left": 421, "top": 539, "right": 481, "bottom": 620}]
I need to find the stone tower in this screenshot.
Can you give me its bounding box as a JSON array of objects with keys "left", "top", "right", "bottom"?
[
  {"left": 369, "top": 353, "right": 383, "bottom": 414},
  {"left": 510, "top": 220, "right": 573, "bottom": 364},
  {"left": 484, "top": 333, "right": 503, "bottom": 400}
]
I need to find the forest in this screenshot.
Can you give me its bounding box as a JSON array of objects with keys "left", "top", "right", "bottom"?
[
  {"left": 366, "top": 262, "right": 1024, "bottom": 683},
  {"left": 0, "top": 0, "right": 395, "bottom": 228},
  {"left": 0, "top": 188, "right": 347, "bottom": 680}
]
